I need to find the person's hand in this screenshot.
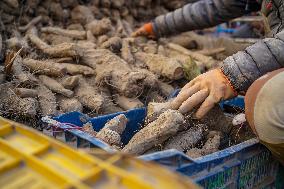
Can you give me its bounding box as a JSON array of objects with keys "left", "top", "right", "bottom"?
[
  {"left": 171, "top": 69, "right": 237, "bottom": 119},
  {"left": 132, "top": 23, "right": 155, "bottom": 38}
]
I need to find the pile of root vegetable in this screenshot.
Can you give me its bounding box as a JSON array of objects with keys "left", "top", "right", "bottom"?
[
  {"left": 0, "top": 0, "right": 254, "bottom": 155},
  {"left": 81, "top": 101, "right": 254, "bottom": 158}
]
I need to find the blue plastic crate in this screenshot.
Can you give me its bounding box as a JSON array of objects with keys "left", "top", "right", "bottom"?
[{"left": 44, "top": 97, "right": 283, "bottom": 188}]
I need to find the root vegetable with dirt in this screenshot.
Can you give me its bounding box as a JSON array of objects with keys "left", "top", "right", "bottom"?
[
  {"left": 96, "top": 114, "right": 128, "bottom": 146},
  {"left": 74, "top": 77, "right": 104, "bottom": 113},
  {"left": 38, "top": 75, "right": 74, "bottom": 97},
  {"left": 163, "top": 124, "right": 206, "bottom": 152},
  {"left": 37, "top": 85, "right": 58, "bottom": 116},
  {"left": 135, "top": 52, "right": 184, "bottom": 80},
  {"left": 186, "top": 132, "right": 221, "bottom": 158},
  {"left": 122, "top": 110, "right": 184, "bottom": 155}
]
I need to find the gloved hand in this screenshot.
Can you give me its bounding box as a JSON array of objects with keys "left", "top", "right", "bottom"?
[
  {"left": 132, "top": 23, "right": 155, "bottom": 38},
  {"left": 171, "top": 69, "right": 237, "bottom": 119}
]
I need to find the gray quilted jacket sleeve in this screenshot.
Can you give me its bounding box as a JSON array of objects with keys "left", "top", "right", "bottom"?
[
  {"left": 221, "top": 30, "right": 284, "bottom": 92},
  {"left": 152, "top": 0, "right": 260, "bottom": 37}
]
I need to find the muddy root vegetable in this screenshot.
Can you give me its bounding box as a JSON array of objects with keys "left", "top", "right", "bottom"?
[
  {"left": 28, "top": 34, "right": 82, "bottom": 58},
  {"left": 103, "top": 114, "right": 128, "bottom": 135},
  {"left": 82, "top": 49, "right": 157, "bottom": 97},
  {"left": 116, "top": 96, "right": 144, "bottom": 110},
  {"left": 135, "top": 52, "right": 184, "bottom": 80},
  {"left": 167, "top": 51, "right": 200, "bottom": 80},
  {"left": 0, "top": 85, "right": 39, "bottom": 118},
  {"left": 37, "top": 85, "right": 58, "bottom": 116},
  {"left": 71, "top": 5, "right": 94, "bottom": 25},
  {"left": 82, "top": 122, "right": 97, "bottom": 137},
  {"left": 167, "top": 43, "right": 217, "bottom": 69},
  {"left": 8, "top": 97, "right": 38, "bottom": 118},
  {"left": 146, "top": 101, "right": 173, "bottom": 123},
  {"left": 145, "top": 90, "right": 165, "bottom": 104},
  {"left": 22, "top": 58, "right": 66, "bottom": 77},
  {"left": 200, "top": 106, "right": 233, "bottom": 134},
  {"left": 3, "top": 0, "right": 19, "bottom": 9},
  {"left": 38, "top": 75, "right": 74, "bottom": 97},
  {"left": 41, "top": 27, "right": 86, "bottom": 40},
  {"left": 99, "top": 87, "right": 124, "bottom": 114},
  {"left": 11, "top": 55, "right": 38, "bottom": 86},
  {"left": 163, "top": 124, "right": 205, "bottom": 151},
  {"left": 18, "top": 16, "right": 42, "bottom": 32},
  {"left": 58, "top": 96, "right": 83, "bottom": 113},
  {"left": 100, "top": 37, "right": 122, "bottom": 53},
  {"left": 96, "top": 114, "right": 128, "bottom": 146},
  {"left": 60, "top": 63, "right": 95, "bottom": 76},
  {"left": 186, "top": 133, "right": 221, "bottom": 158},
  {"left": 86, "top": 18, "right": 112, "bottom": 36},
  {"left": 14, "top": 88, "right": 38, "bottom": 98},
  {"left": 158, "top": 81, "right": 175, "bottom": 97},
  {"left": 121, "top": 38, "right": 134, "bottom": 64},
  {"left": 60, "top": 75, "right": 80, "bottom": 89},
  {"left": 122, "top": 110, "right": 184, "bottom": 155},
  {"left": 75, "top": 77, "right": 104, "bottom": 113},
  {"left": 6, "top": 37, "right": 29, "bottom": 52}
]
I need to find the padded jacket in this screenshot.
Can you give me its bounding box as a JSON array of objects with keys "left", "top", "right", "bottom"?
[{"left": 153, "top": 0, "right": 284, "bottom": 92}]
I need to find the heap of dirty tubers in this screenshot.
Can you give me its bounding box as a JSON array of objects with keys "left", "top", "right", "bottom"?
[{"left": 0, "top": 0, "right": 254, "bottom": 157}]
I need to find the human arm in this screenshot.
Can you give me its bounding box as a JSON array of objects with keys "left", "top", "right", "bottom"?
[
  {"left": 133, "top": 0, "right": 260, "bottom": 37},
  {"left": 171, "top": 30, "right": 284, "bottom": 118}
]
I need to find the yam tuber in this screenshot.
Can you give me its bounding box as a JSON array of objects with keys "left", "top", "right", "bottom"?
[
  {"left": 135, "top": 52, "right": 184, "bottom": 80},
  {"left": 167, "top": 51, "right": 200, "bottom": 80},
  {"left": 71, "top": 5, "right": 94, "bottom": 24},
  {"left": 121, "top": 38, "right": 134, "bottom": 64},
  {"left": 82, "top": 122, "right": 97, "bottom": 137},
  {"left": 86, "top": 18, "right": 112, "bottom": 36},
  {"left": 158, "top": 81, "right": 175, "bottom": 97},
  {"left": 58, "top": 96, "right": 83, "bottom": 113},
  {"left": 74, "top": 77, "right": 104, "bottom": 113},
  {"left": 18, "top": 16, "right": 42, "bottom": 32},
  {"left": 122, "top": 110, "right": 184, "bottom": 155},
  {"left": 38, "top": 75, "right": 74, "bottom": 97},
  {"left": 3, "top": 0, "right": 19, "bottom": 8},
  {"left": 60, "top": 63, "right": 95, "bottom": 76},
  {"left": 82, "top": 49, "right": 157, "bottom": 97},
  {"left": 11, "top": 55, "right": 38, "bottom": 86},
  {"left": 7, "top": 97, "right": 38, "bottom": 118},
  {"left": 167, "top": 43, "right": 217, "bottom": 69},
  {"left": 14, "top": 88, "right": 38, "bottom": 98},
  {"left": 6, "top": 37, "right": 29, "bottom": 52},
  {"left": 22, "top": 58, "right": 66, "bottom": 77},
  {"left": 23, "top": 58, "right": 94, "bottom": 76},
  {"left": 60, "top": 75, "right": 80, "bottom": 89},
  {"left": 116, "top": 96, "right": 144, "bottom": 110},
  {"left": 163, "top": 125, "right": 205, "bottom": 151},
  {"left": 100, "top": 36, "right": 122, "bottom": 53},
  {"left": 146, "top": 101, "right": 173, "bottom": 123},
  {"left": 37, "top": 85, "right": 58, "bottom": 116},
  {"left": 102, "top": 114, "right": 128, "bottom": 135},
  {"left": 28, "top": 34, "right": 82, "bottom": 58},
  {"left": 41, "top": 27, "right": 86, "bottom": 40},
  {"left": 186, "top": 133, "right": 221, "bottom": 158},
  {"left": 0, "top": 84, "right": 39, "bottom": 118},
  {"left": 96, "top": 114, "right": 128, "bottom": 146}
]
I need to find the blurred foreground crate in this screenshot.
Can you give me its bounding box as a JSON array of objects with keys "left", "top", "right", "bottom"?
[
  {"left": 45, "top": 97, "right": 284, "bottom": 188},
  {"left": 0, "top": 117, "right": 199, "bottom": 189}
]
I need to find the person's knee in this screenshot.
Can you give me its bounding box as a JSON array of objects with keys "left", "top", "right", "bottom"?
[{"left": 245, "top": 68, "right": 284, "bottom": 161}]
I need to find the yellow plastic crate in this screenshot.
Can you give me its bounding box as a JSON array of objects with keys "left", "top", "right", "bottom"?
[{"left": 0, "top": 117, "right": 200, "bottom": 189}]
